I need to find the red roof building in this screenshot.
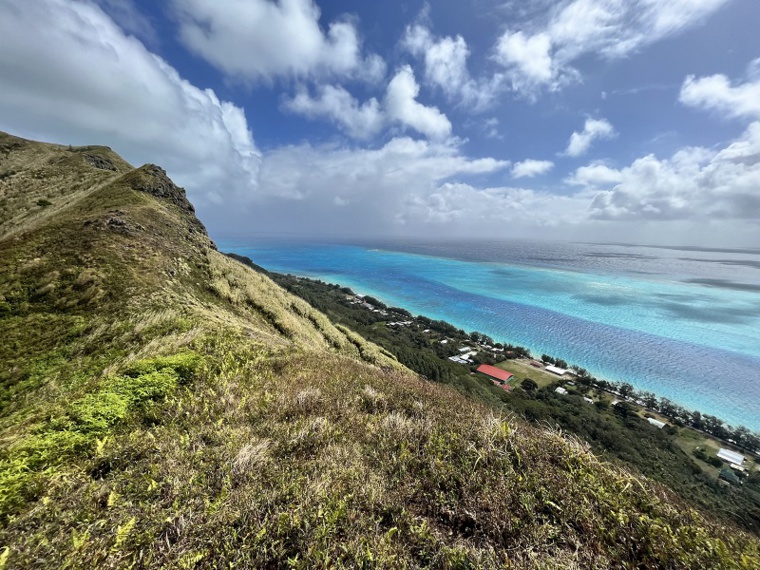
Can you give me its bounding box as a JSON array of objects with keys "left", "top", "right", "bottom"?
[{"left": 476, "top": 364, "right": 514, "bottom": 383}]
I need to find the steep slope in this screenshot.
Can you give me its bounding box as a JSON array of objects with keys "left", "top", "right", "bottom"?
[{"left": 0, "top": 131, "right": 758, "bottom": 569}]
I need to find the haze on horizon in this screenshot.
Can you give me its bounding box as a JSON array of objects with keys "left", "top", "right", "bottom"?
[{"left": 1, "top": 0, "right": 759, "bottom": 247}]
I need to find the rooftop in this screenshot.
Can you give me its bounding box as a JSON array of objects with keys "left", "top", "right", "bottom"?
[{"left": 476, "top": 364, "right": 513, "bottom": 383}]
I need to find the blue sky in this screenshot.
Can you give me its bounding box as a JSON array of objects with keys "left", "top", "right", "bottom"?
[{"left": 1, "top": 0, "right": 759, "bottom": 245}]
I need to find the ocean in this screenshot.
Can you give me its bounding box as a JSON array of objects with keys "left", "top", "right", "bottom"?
[{"left": 218, "top": 237, "right": 760, "bottom": 432}]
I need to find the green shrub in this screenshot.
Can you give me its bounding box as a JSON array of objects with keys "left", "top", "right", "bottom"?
[
  {"left": 124, "top": 351, "right": 202, "bottom": 383},
  {"left": 0, "top": 351, "right": 204, "bottom": 521},
  {"left": 69, "top": 391, "right": 130, "bottom": 433}
]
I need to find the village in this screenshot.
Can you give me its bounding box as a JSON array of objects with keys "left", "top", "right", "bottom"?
[{"left": 342, "top": 290, "right": 760, "bottom": 486}]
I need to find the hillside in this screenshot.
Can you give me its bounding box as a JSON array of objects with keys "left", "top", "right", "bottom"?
[{"left": 0, "top": 131, "right": 758, "bottom": 569}]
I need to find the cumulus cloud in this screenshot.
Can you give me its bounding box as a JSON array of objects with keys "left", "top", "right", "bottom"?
[
  {"left": 495, "top": 31, "right": 556, "bottom": 92},
  {"left": 564, "top": 118, "right": 615, "bottom": 157},
  {"left": 0, "top": 0, "right": 260, "bottom": 206},
  {"left": 590, "top": 122, "right": 760, "bottom": 221},
  {"left": 384, "top": 66, "right": 452, "bottom": 140},
  {"left": 494, "top": 0, "right": 729, "bottom": 95},
  {"left": 511, "top": 159, "right": 554, "bottom": 178},
  {"left": 283, "top": 66, "right": 452, "bottom": 140},
  {"left": 680, "top": 69, "right": 760, "bottom": 120},
  {"left": 402, "top": 24, "right": 503, "bottom": 109},
  {"left": 172, "top": 0, "right": 384, "bottom": 84},
  {"left": 283, "top": 85, "right": 384, "bottom": 140},
  {"left": 566, "top": 163, "right": 624, "bottom": 187}
]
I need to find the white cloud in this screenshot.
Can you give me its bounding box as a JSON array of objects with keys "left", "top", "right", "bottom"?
[
  {"left": 494, "top": 0, "right": 729, "bottom": 95},
  {"left": 246, "top": 124, "right": 760, "bottom": 239},
  {"left": 384, "top": 66, "right": 452, "bottom": 140},
  {"left": 401, "top": 182, "right": 590, "bottom": 230},
  {"left": 483, "top": 117, "right": 502, "bottom": 139},
  {"left": 680, "top": 72, "right": 760, "bottom": 120},
  {"left": 402, "top": 24, "right": 503, "bottom": 109},
  {"left": 172, "top": 0, "right": 384, "bottom": 84},
  {"left": 283, "top": 85, "right": 384, "bottom": 140},
  {"left": 564, "top": 118, "right": 615, "bottom": 157},
  {"left": 512, "top": 159, "right": 554, "bottom": 178},
  {"left": 495, "top": 31, "right": 556, "bottom": 92},
  {"left": 258, "top": 137, "right": 507, "bottom": 200},
  {"left": 0, "top": 0, "right": 260, "bottom": 206},
  {"left": 283, "top": 66, "right": 452, "bottom": 141},
  {"left": 566, "top": 163, "right": 623, "bottom": 187},
  {"left": 590, "top": 122, "right": 760, "bottom": 221},
  {"left": 246, "top": 137, "right": 510, "bottom": 235}
]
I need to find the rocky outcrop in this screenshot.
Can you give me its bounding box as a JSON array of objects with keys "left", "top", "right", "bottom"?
[
  {"left": 127, "top": 164, "right": 196, "bottom": 213},
  {"left": 81, "top": 153, "right": 117, "bottom": 171}
]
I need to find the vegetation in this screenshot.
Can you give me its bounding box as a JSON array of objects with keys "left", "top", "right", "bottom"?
[
  {"left": 240, "top": 263, "right": 760, "bottom": 534},
  {"left": 1, "top": 130, "right": 759, "bottom": 568}
]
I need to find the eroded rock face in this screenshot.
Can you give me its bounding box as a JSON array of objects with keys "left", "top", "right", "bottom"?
[
  {"left": 131, "top": 164, "right": 196, "bottom": 213},
  {"left": 82, "top": 153, "right": 117, "bottom": 171},
  {"left": 123, "top": 164, "right": 213, "bottom": 246}
]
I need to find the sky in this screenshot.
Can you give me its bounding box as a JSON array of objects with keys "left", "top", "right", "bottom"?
[{"left": 1, "top": 0, "right": 759, "bottom": 246}]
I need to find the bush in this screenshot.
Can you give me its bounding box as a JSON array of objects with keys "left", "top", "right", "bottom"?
[
  {"left": 69, "top": 392, "right": 130, "bottom": 433},
  {"left": 124, "top": 351, "right": 202, "bottom": 383}
]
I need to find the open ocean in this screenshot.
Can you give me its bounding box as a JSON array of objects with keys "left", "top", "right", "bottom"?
[{"left": 218, "top": 238, "right": 760, "bottom": 432}]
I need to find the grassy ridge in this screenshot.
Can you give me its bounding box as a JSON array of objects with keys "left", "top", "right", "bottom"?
[{"left": 1, "top": 131, "right": 759, "bottom": 568}]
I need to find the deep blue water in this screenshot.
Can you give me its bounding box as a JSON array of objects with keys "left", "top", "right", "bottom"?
[{"left": 218, "top": 238, "right": 760, "bottom": 431}]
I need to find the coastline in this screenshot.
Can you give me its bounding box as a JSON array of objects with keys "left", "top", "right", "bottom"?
[{"left": 224, "top": 251, "right": 760, "bottom": 452}]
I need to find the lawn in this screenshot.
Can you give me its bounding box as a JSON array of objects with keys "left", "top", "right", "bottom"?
[{"left": 495, "top": 358, "right": 566, "bottom": 389}]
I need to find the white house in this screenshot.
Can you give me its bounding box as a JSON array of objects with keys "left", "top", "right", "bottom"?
[
  {"left": 717, "top": 448, "right": 745, "bottom": 465},
  {"left": 647, "top": 418, "right": 666, "bottom": 429}
]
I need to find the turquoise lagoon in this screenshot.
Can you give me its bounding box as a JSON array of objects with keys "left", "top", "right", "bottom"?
[{"left": 219, "top": 238, "right": 760, "bottom": 431}]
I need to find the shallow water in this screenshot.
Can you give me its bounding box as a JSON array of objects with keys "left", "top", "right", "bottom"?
[{"left": 219, "top": 238, "right": 760, "bottom": 431}]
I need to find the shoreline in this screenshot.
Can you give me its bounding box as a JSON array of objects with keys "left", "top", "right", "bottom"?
[
  {"left": 225, "top": 250, "right": 760, "bottom": 451},
  {"left": 294, "top": 271, "right": 760, "bottom": 434}
]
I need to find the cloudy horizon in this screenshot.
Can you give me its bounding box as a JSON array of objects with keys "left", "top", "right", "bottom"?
[{"left": 1, "top": 0, "right": 759, "bottom": 246}]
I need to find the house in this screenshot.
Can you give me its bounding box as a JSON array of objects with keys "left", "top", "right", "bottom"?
[
  {"left": 647, "top": 418, "right": 666, "bottom": 429},
  {"left": 717, "top": 448, "right": 745, "bottom": 465},
  {"left": 545, "top": 365, "right": 568, "bottom": 376},
  {"left": 476, "top": 364, "right": 513, "bottom": 384}
]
